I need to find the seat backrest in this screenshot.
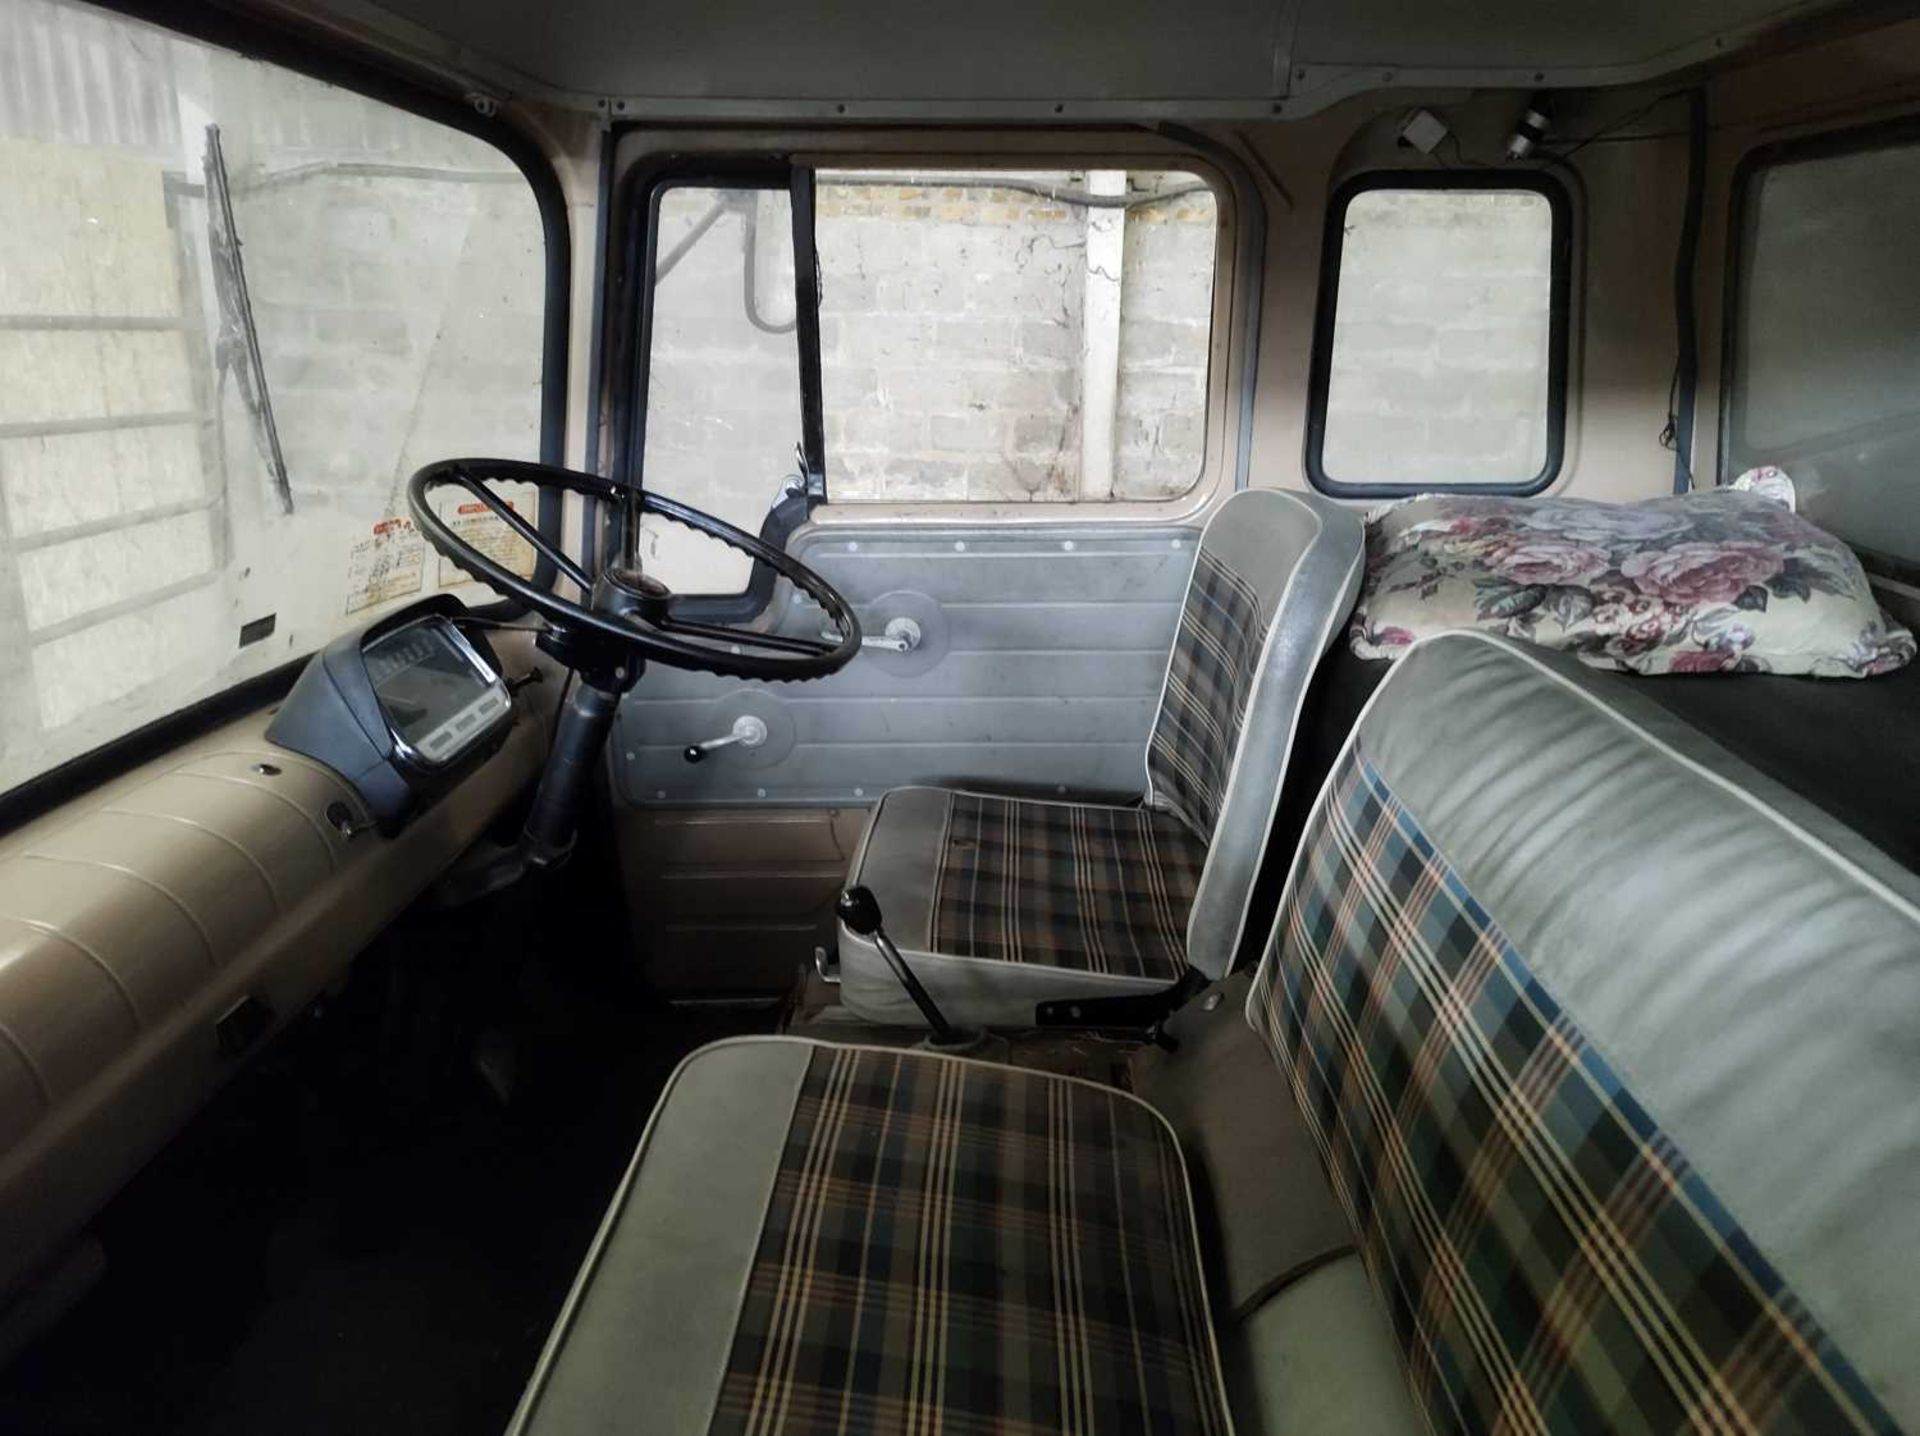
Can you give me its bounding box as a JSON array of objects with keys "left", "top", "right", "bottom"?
[
  {"left": 1144, "top": 486, "right": 1363, "bottom": 978},
  {"left": 1246, "top": 630, "right": 1920, "bottom": 1434}
]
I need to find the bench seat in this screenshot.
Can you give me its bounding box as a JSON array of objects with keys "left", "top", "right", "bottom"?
[
  {"left": 510, "top": 1037, "right": 1234, "bottom": 1435},
  {"left": 517, "top": 633, "right": 1920, "bottom": 1435}
]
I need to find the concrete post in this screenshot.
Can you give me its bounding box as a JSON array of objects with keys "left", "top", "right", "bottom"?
[{"left": 1078, "top": 170, "right": 1126, "bottom": 500}]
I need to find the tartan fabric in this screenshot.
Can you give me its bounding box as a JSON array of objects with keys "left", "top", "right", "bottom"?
[
  {"left": 929, "top": 792, "right": 1205, "bottom": 980},
  {"left": 1250, "top": 747, "right": 1898, "bottom": 1436},
  {"left": 707, "top": 1044, "right": 1229, "bottom": 1436},
  {"left": 1146, "top": 545, "right": 1269, "bottom": 842}
]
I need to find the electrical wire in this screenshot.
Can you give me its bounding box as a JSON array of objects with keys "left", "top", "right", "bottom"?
[
  {"left": 1540, "top": 90, "right": 1693, "bottom": 162},
  {"left": 1435, "top": 132, "right": 1487, "bottom": 169},
  {"left": 1436, "top": 91, "right": 1694, "bottom": 170}
]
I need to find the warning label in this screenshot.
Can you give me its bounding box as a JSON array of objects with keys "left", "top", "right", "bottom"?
[
  {"left": 437, "top": 498, "right": 538, "bottom": 588},
  {"left": 344, "top": 515, "right": 426, "bottom": 615}
]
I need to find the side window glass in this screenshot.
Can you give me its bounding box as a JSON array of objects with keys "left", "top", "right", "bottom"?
[
  {"left": 815, "top": 169, "right": 1219, "bottom": 503},
  {"left": 1729, "top": 133, "right": 1920, "bottom": 574},
  {"left": 635, "top": 184, "right": 802, "bottom": 594}
]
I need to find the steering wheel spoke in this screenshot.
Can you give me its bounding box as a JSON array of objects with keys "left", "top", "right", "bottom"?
[
  {"left": 445, "top": 465, "right": 594, "bottom": 594},
  {"left": 653, "top": 614, "right": 838, "bottom": 658},
  {"left": 407, "top": 458, "right": 862, "bottom": 682}
]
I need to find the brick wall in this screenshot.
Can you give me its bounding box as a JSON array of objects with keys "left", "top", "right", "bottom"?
[
  {"left": 818, "top": 181, "right": 1093, "bottom": 503},
  {"left": 1114, "top": 197, "right": 1218, "bottom": 498},
  {"left": 820, "top": 174, "right": 1217, "bottom": 504},
  {"left": 634, "top": 171, "right": 1219, "bottom": 591}
]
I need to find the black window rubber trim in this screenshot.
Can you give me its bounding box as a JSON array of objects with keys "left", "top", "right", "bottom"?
[
  {"left": 604, "top": 151, "right": 823, "bottom": 624},
  {"left": 1302, "top": 168, "right": 1573, "bottom": 499},
  {"left": 0, "top": 0, "right": 572, "bottom": 831},
  {"left": 1717, "top": 111, "right": 1920, "bottom": 587}
]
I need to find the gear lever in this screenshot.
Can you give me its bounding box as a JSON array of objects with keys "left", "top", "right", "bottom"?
[{"left": 836, "top": 886, "right": 984, "bottom": 1049}]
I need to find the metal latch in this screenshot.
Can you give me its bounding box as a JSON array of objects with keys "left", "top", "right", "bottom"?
[
  {"left": 683, "top": 714, "right": 770, "bottom": 763},
  {"left": 823, "top": 616, "right": 921, "bottom": 654}
]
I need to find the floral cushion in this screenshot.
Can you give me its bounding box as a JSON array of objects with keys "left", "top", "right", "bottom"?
[{"left": 1351, "top": 470, "right": 1915, "bottom": 677}]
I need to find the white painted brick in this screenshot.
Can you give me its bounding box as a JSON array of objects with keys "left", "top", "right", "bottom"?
[
  {"left": 0, "top": 424, "right": 203, "bottom": 538},
  {"left": 20, "top": 510, "right": 215, "bottom": 631},
  {"left": 927, "top": 413, "right": 1009, "bottom": 454},
  {"left": 29, "top": 584, "right": 223, "bottom": 732}
]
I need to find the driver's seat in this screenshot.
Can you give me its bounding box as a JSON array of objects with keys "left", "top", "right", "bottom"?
[{"left": 836, "top": 487, "right": 1364, "bottom": 1027}]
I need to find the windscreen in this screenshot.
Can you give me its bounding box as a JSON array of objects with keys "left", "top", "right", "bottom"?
[{"left": 0, "top": 0, "right": 547, "bottom": 795}]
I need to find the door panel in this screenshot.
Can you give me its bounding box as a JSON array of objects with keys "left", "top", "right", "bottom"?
[{"left": 613, "top": 520, "right": 1198, "bottom": 807}]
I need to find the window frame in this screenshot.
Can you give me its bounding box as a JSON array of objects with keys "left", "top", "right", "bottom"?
[
  {"left": 0, "top": 0, "right": 572, "bottom": 830},
  {"left": 606, "top": 154, "right": 825, "bottom": 621},
  {"left": 1718, "top": 114, "right": 1920, "bottom": 585},
  {"left": 1303, "top": 169, "right": 1573, "bottom": 499},
  {"left": 604, "top": 144, "right": 1245, "bottom": 616}
]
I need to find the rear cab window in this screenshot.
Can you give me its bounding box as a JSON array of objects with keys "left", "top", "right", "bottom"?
[
  {"left": 1306, "top": 173, "right": 1570, "bottom": 496},
  {"left": 0, "top": 0, "right": 553, "bottom": 797}
]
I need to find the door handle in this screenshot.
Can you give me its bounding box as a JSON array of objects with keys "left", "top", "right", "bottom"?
[
  {"left": 683, "top": 714, "right": 769, "bottom": 763},
  {"left": 823, "top": 616, "right": 921, "bottom": 654}
]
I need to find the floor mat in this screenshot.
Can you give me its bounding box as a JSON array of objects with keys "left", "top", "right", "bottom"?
[{"left": 0, "top": 937, "right": 772, "bottom": 1436}]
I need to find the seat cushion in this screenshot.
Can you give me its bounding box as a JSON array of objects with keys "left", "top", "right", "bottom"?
[
  {"left": 510, "top": 1037, "right": 1231, "bottom": 1436},
  {"left": 839, "top": 787, "right": 1206, "bottom": 1026},
  {"left": 1348, "top": 479, "right": 1915, "bottom": 677}
]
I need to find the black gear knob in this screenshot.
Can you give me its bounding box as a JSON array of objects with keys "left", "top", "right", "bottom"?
[{"left": 836, "top": 885, "right": 884, "bottom": 936}]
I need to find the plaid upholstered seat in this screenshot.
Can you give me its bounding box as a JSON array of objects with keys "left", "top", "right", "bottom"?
[
  {"left": 928, "top": 791, "right": 1206, "bottom": 979},
  {"left": 510, "top": 1038, "right": 1231, "bottom": 1436},
  {"left": 1247, "top": 632, "right": 1920, "bottom": 1435},
  {"left": 838, "top": 489, "right": 1364, "bottom": 1027},
  {"left": 518, "top": 633, "right": 1920, "bottom": 1436}
]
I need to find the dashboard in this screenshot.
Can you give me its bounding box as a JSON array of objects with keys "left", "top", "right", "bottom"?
[
  {"left": 267, "top": 599, "right": 516, "bottom": 831},
  {"left": 0, "top": 628, "right": 547, "bottom": 1308}
]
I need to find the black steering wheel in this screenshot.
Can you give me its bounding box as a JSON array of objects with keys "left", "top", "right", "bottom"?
[{"left": 407, "top": 458, "right": 861, "bottom": 681}]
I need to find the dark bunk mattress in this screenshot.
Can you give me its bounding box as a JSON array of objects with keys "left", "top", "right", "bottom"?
[{"left": 1278, "top": 642, "right": 1920, "bottom": 880}]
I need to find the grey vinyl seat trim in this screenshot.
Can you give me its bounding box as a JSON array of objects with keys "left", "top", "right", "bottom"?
[
  {"left": 505, "top": 1037, "right": 813, "bottom": 1436},
  {"left": 507, "top": 1035, "right": 1236, "bottom": 1436},
  {"left": 1221, "top": 1255, "right": 1425, "bottom": 1436},
  {"left": 1150, "top": 493, "right": 1365, "bottom": 973},
  {"left": 1355, "top": 631, "right": 1920, "bottom": 923},
  {"left": 839, "top": 488, "right": 1364, "bottom": 1027}
]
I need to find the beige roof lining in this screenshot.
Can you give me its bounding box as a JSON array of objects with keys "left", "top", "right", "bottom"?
[{"left": 234, "top": 0, "right": 1868, "bottom": 118}]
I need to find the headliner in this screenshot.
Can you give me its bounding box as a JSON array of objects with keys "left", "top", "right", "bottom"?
[{"left": 249, "top": 0, "right": 1864, "bottom": 117}]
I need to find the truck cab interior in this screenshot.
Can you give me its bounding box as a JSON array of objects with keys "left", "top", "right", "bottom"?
[{"left": 0, "top": 0, "right": 1917, "bottom": 1432}]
